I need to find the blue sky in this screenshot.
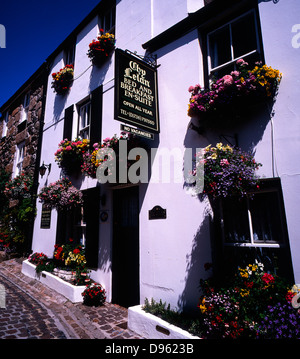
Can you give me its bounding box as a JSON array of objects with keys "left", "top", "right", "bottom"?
[{"left": 0, "top": 0, "right": 101, "bottom": 109}]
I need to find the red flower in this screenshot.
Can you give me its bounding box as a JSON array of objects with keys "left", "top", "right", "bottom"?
[{"left": 73, "top": 248, "right": 80, "bottom": 254}]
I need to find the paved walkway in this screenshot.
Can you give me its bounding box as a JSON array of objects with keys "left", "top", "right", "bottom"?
[{"left": 0, "top": 257, "right": 143, "bottom": 339}]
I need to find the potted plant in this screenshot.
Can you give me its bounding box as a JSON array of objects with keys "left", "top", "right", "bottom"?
[
  {"left": 51, "top": 64, "right": 74, "bottom": 95},
  {"left": 82, "top": 282, "right": 106, "bottom": 307},
  {"left": 192, "top": 143, "right": 261, "bottom": 200},
  {"left": 187, "top": 59, "right": 282, "bottom": 129},
  {"left": 38, "top": 178, "right": 83, "bottom": 211},
  {"left": 87, "top": 29, "right": 115, "bottom": 66}
]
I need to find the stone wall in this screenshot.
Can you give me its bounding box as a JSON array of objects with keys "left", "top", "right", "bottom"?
[{"left": 0, "top": 85, "right": 44, "bottom": 178}]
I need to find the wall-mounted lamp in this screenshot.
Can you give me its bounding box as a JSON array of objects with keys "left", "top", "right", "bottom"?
[{"left": 39, "top": 162, "right": 51, "bottom": 177}]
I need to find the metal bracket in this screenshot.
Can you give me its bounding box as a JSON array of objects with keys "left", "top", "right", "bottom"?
[{"left": 125, "top": 49, "right": 159, "bottom": 68}]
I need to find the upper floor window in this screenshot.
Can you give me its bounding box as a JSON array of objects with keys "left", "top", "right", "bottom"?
[
  {"left": 21, "top": 92, "right": 30, "bottom": 123},
  {"left": 2, "top": 111, "right": 9, "bottom": 138},
  {"left": 99, "top": 6, "right": 116, "bottom": 33},
  {"left": 207, "top": 10, "right": 261, "bottom": 79},
  {"left": 14, "top": 141, "right": 25, "bottom": 178},
  {"left": 64, "top": 43, "right": 76, "bottom": 66},
  {"left": 78, "top": 101, "right": 91, "bottom": 140}
]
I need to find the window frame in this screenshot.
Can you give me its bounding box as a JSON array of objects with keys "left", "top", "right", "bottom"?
[
  {"left": 21, "top": 91, "right": 30, "bottom": 123},
  {"left": 2, "top": 111, "right": 9, "bottom": 138},
  {"left": 205, "top": 9, "right": 262, "bottom": 81},
  {"left": 218, "top": 179, "right": 290, "bottom": 252},
  {"left": 64, "top": 43, "right": 76, "bottom": 67},
  {"left": 14, "top": 141, "right": 25, "bottom": 178},
  {"left": 98, "top": 5, "right": 116, "bottom": 34},
  {"left": 77, "top": 100, "right": 91, "bottom": 140}
]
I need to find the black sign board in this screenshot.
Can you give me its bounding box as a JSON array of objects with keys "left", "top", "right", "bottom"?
[
  {"left": 115, "top": 49, "right": 159, "bottom": 133},
  {"left": 40, "top": 205, "right": 51, "bottom": 229},
  {"left": 149, "top": 205, "right": 167, "bottom": 220}
]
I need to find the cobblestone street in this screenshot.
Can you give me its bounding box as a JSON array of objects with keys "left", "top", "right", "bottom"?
[{"left": 0, "top": 257, "right": 143, "bottom": 339}]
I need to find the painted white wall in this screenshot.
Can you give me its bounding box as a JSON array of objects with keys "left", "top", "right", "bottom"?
[{"left": 258, "top": 0, "right": 300, "bottom": 283}]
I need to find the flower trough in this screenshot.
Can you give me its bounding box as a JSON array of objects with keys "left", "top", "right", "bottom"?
[
  {"left": 21, "top": 259, "right": 86, "bottom": 303},
  {"left": 127, "top": 305, "right": 200, "bottom": 340}
]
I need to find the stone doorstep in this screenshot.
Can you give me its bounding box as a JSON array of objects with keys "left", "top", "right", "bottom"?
[
  {"left": 21, "top": 259, "right": 85, "bottom": 303},
  {"left": 127, "top": 305, "right": 201, "bottom": 340}
]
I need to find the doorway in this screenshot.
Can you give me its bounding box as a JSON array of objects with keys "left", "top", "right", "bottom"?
[{"left": 112, "top": 186, "right": 140, "bottom": 308}]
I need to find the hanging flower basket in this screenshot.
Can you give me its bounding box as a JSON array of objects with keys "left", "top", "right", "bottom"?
[
  {"left": 51, "top": 64, "right": 74, "bottom": 95},
  {"left": 187, "top": 59, "right": 282, "bottom": 129},
  {"left": 87, "top": 29, "right": 115, "bottom": 66},
  {"left": 4, "top": 172, "right": 33, "bottom": 200},
  {"left": 55, "top": 138, "right": 90, "bottom": 176},
  {"left": 192, "top": 143, "right": 262, "bottom": 200},
  {"left": 38, "top": 178, "right": 83, "bottom": 211}
]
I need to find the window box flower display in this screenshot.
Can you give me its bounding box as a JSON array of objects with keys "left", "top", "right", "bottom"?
[
  {"left": 192, "top": 143, "right": 261, "bottom": 200},
  {"left": 196, "top": 262, "right": 299, "bottom": 339},
  {"left": 38, "top": 178, "right": 83, "bottom": 211},
  {"left": 87, "top": 29, "right": 115, "bottom": 66},
  {"left": 55, "top": 138, "right": 90, "bottom": 176},
  {"left": 187, "top": 59, "right": 282, "bottom": 129},
  {"left": 51, "top": 64, "right": 74, "bottom": 95},
  {"left": 82, "top": 132, "right": 142, "bottom": 178}
]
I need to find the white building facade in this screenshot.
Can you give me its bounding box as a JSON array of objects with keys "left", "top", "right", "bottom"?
[{"left": 31, "top": 0, "right": 300, "bottom": 311}]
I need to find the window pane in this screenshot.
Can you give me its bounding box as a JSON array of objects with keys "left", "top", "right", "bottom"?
[
  {"left": 223, "top": 246, "right": 293, "bottom": 279},
  {"left": 250, "top": 192, "right": 283, "bottom": 243},
  {"left": 232, "top": 12, "right": 257, "bottom": 59},
  {"left": 222, "top": 197, "right": 251, "bottom": 243},
  {"left": 209, "top": 25, "right": 231, "bottom": 69}
]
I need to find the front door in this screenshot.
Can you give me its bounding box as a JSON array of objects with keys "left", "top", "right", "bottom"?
[{"left": 112, "top": 186, "right": 139, "bottom": 308}]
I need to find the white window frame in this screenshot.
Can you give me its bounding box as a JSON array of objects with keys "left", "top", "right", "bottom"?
[
  {"left": 2, "top": 111, "right": 9, "bottom": 138},
  {"left": 21, "top": 92, "right": 30, "bottom": 123},
  {"left": 219, "top": 188, "right": 285, "bottom": 250},
  {"left": 207, "top": 10, "right": 260, "bottom": 77},
  {"left": 77, "top": 101, "right": 91, "bottom": 140},
  {"left": 14, "top": 141, "right": 25, "bottom": 178}
]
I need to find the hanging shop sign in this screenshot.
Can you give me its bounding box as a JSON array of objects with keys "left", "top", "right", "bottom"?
[{"left": 115, "top": 49, "right": 160, "bottom": 134}]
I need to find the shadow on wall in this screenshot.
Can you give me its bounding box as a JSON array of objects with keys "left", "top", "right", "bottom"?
[
  {"left": 53, "top": 92, "right": 68, "bottom": 127},
  {"left": 177, "top": 212, "right": 213, "bottom": 313},
  {"left": 89, "top": 54, "right": 113, "bottom": 92}
]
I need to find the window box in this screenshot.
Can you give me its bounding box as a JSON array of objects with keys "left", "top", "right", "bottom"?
[
  {"left": 87, "top": 30, "right": 115, "bottom": 66},
  {"left": 21, "top": 259, "right": 86, "bottom": 303},
  {"left": 188, "top": 59, "right": 281, "bottom": 130},
  {"left": 128, "top": 305, "right": 200, "bottom": 340}
]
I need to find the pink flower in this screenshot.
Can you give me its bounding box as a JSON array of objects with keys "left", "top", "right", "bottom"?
[
  {"left": 231, "top": 70, "right": 240, "bottom": 77},
  {"left": 222, "top": 75, "right": 234, "bottom": 87},
  {"left": 66, "top": 146, "right": 72, "bottom": 151},
  {"left": 220, "top": 159, "right": 229, "bottom": 166}
]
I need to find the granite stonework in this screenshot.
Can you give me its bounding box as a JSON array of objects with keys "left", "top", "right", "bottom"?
[{"left": 0, "top": 85, "right": 44, "bottom": 177}]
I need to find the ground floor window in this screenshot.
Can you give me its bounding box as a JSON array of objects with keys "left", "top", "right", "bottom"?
[
  {"left": 213, "top": 178, "right": 294, "bottom": 281},
  {"left": 56, "top": 187, "right": 100, "bottom": 267}
]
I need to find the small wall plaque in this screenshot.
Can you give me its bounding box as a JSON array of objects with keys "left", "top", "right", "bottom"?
[
  {"left": 40, "top": 205, "right": 51, "bottom": 229},
  {"left": 149, "top": 205, "right": 167, "bottom": 220}
]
